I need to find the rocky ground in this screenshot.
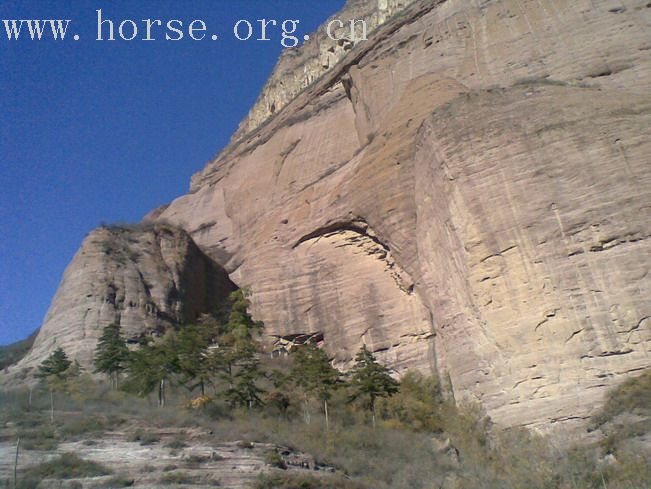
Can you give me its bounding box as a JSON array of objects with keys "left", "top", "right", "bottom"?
[{"left": 0, "top": 423, "right": 338, "bottom": 489}]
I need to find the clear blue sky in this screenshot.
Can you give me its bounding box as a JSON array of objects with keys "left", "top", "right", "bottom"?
[{"left": 0, "top": 1, "right": 345, "bottom": 345}]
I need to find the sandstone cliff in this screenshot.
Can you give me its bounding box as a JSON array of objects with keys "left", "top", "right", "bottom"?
[
  {"left": 8, "top": 0, "right": 651, "bottom": 429},
  {"left": 5, "top": 225, "right": 234, "bottom": 382},
  {"left": 234, "top": 0, "right": 419, "bottom": 139}
]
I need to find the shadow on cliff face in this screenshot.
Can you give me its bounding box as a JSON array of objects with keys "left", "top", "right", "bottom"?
[{"left": 1, "top": 222, "right": 238, "bottom": 386}]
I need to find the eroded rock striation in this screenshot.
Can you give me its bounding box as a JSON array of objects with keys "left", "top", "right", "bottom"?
[
  {"left": 5, "top": 225, "right": 234, "bottom": 382},
  {"left": 7, "top": 0, "right": 651, "bottom": 428},
  {"left": 234, "top": 0, "right": 419, "bottom": 140}
]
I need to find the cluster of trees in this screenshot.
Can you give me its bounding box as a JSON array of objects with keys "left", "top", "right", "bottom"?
[
  {"left": 92, "top": 289, "right": 265, "bottom": 408},
  {"left": 36, "top": 289, "right": 401, "bottom": 427}
]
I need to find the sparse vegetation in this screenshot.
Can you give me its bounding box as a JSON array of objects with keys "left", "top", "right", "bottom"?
[
  {"left": 17, "top": 424, "right": 59, "bottom": 450},
  {"left": 59, "top": 414, "right": 109, "bottom": 440},
  {"left": 165, "top": 437, "right": 189, "bottom": 449},
  {"left": 3, "top": 291, "right": 648, "bottom": 489},
  {"left": 127, "top": 429, "right": 160, "bottom": 445},
  {"left": 185, "top": 454, "right": 212, "bottom": 467},
  {"left": 252, "top": 473, "right": 364, "bottom": 489},
  {"left": 593, "top": 369, "right": 651, "bottom": 427},
  {"left": 21, "top": 453, "right": 110, "bottom": 481},
  {"left": 263, "top": 449, "right": 287, "bottom": 469},
  {"left": 95, "top": 476, "right": 135, "bottom": 488},
  {"left": 159, "top": 471, "right": 199, "bottom": 485},
  {"left": 513, "top": 77, "right": 593, "bottom": 89},
  {"left": 100, "top": 220, "right": 176, "bottom": 234},
  {"left": 2, "top": 363, "right": 649, "bottom": 489}
]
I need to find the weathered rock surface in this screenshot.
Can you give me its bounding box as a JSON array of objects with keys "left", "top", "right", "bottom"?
[
  {"left": 8, "top": 0, "right": 651, "bottom": 429},
  {"left": 4, "top": 225, "right": 234, "bottom": 382},
  {"left": 234, "top": 0, "right": 419, "bottom": 140},
  {"left": 154, "top": 0, "right": 651, "bottom": 428}
]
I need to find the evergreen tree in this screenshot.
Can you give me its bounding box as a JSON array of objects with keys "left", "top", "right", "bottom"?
[
  {"left": 381, "top": 371, "right": 445, "bottom": 432},
  {"left": 227, "top": 289, "right": 263, "bottom": 344},
  {"left": 36, "top": 347, "right": 75, "bottom": 422},
  {"left": 291, "top": 344, "right": 340, "bottom": 429},
  {"left": 36, "top": 347, "right": 72, "bottom": 381},
  {"left": 349, "top": 345, "right": 400, "bottom": 428},
  {"left": 225, "top": 351, "right": 265, "bottom": 409},
  {"left": 264, "top": 369, "right": 292, "bottom": 419},
  {"left": 216, "top": 289, "right": 266, "bottom": 407},
  {"left": 121, "top": 289, "right": 266, "bottom": 408},
  {"left": 93, "top": 323, "right": 129, "bottom": 389},
  {"left": 123, "top": 331, "right": 179, "bottom": 407},
  {"left": 176, "top": 322, "right": 215, "bottom": 396}
]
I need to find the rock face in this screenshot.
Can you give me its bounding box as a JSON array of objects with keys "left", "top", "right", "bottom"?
[
  {"left": 234, "top": 0, "right": 419, "bottom": 140},
  {"left": 5, "top": 225, "right": 234, "bottom": 382},
  {"left": 8, "top": 0, "right": 651, "bottom": 428},
  {"left": 153, "top": 0, "right": 651, "bottom": 428}
]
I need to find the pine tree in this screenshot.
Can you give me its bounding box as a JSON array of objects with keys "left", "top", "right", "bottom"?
[
  {"left": 93, "top": 323, "right": 129, "bottom": 389},
  {"left": 225, "top": 351, "right": 265, "bottom": 409},
  {"left": 36, "top": 347, "right": 74, "bottom": 422},
  {"left": 226, "top": 289, "right": 263, "bottom": 345},
  {"left": 176, "top": 322, "right": 215, "bottom": 396},
  {"left": 123, "top": 331, "right": 179, "bottom": 407},
  {"left": 291, "top": 344, "right": 340, "bottom": 429},
  {"left": 36, "top": 347, "right": 72, "bottom": 381},
  {"left": 349, "top": 345, "right": 400, "bottom": 428},
  {"left": 216, "top": 288, "right": 266, "bottom": 408}
]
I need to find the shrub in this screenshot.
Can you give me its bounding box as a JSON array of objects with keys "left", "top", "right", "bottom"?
[
  {"left": 21, "top": 453, "right": 111, "bottom": 480},
  {"left": 186, "top": 454, "right": 212, "bottom": 467},
  {"left": 159, "top": 472, "right": 198, "bottom": 485},
  {"left": 593, "top": 369, "right": 651, "bottom": 427},
  {"left": 141, "top": 432, "right": 160, "bottom": 445},
  {"left": 165, "top": 437, "right": 188, "bottom": 449},
  {"left": 251, "top": 473, "right": 365, "bottom": 489},
  {"left": 18, "top": 425, "right": 60, "bottom": 451},
  {"left": 95, "top": 476, "right": 135, "bottom": 488},
  {"left": 2, "top": 358, "right": 649, "bottom": 489},
  {"left": 378, "top": 371, "right": 445, "bottom": 432},
  {"left": 127, "top": 429, "right": 160, "bottom": 445},
  {"left": 15, "top": 475, "right": 42, "bottom": 489},
  {"left": 59, "top": 415, "right": 107, "bottom": 439},
  {"left": 263, "top": 449, "right": 287, "bottom": 469},
  {"left": 590, "top": 369, "right": 651, "bottom": 461}
]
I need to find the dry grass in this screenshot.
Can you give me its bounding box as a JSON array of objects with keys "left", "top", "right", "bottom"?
[
  {"left": 1, "top": 370, "right": 650, "bottom": 489},
  {"left": 17, "top": 453, "right": 111, "bottom": 489}
]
